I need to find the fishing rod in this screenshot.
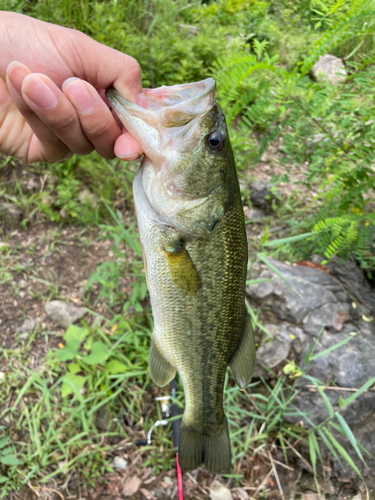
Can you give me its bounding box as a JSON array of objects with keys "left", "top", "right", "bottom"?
[{"left": 135, "top": 378, "right": 183, "bottom": 500}]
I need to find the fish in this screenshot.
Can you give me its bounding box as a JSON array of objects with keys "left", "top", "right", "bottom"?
[{"left": 106, "top": 78, "right": 255, "bottom": 475}]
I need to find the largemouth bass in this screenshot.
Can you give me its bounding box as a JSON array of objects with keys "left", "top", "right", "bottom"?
[{"left": 106, "top": 78, "right": 255, "bottom": 474}]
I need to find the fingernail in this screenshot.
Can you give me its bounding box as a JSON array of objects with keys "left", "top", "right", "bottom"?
[
  {"left": 63, "top": 78, "right": 95, "bottom": 115},
  {"left": 118, "top": 153, "right": 142, "bottom": 161},
  {"left": 7, "top": 61, "right": 31, "bottom": 94},
  {"left": 22, "top": 74, "right": 57, "bottom": 110}
]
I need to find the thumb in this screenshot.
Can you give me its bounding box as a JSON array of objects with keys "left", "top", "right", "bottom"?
[{"left": 67, "top": 32, "right": 144, "bottom": 104}]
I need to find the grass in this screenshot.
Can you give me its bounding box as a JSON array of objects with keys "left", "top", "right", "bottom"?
[
  {"left": 1, "top": 215, "right": 373, "bottom": 498},
  {"left": 1, "top": 0, "right": 375, "bottom": 495}
]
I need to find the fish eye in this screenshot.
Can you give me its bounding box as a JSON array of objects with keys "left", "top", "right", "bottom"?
[{"left": 207, "top": 132, "right": 224, "bottom": 151}]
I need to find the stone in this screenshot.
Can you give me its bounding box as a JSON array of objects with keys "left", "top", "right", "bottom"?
[
  {"left": 311, "top": 54, "right": 347, "bottom": 85},
  {"left": 247, "top": 259, "right": 340, "bottom": 324},
  {"left": 244, "top": 207, "right": 264, "bottom": 222},
  {"left": 250, "top": 180, "right": 283, "bottom": 213},
  {"left": 306, "top": 327, "right": 375, "bottom": 387},
  {"left": 209, "top": 480, "right": 233, "bottom": 500},
  {"left": 301, "top": 494, "right": 322, "bottom": 500},
  {"left": 303, "top": 302, "right": 350, "bottom": 335},
  {"left": 248, "top": 255, "right": 375, "bottom": 485},
  {"left": 17, "top": 317, "right": 38, "bottom": 334},
  {"left": 123, "top": 476, "right": 142, "bottom": 497},
  {"left": 113, "top": 456, "right": 127, "bottom": 470},
  {"left": 253, "top": 324, "right": 293, "bottom": 378},
  {"left": 44, "top": 300, "right": 86, "bottom": 328}
]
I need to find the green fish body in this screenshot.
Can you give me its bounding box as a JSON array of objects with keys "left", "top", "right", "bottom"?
[{"left": 106, "top": 79, "right": 255, "bottom": 474}]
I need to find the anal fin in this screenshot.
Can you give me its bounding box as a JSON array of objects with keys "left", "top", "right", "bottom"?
[
  {"left": 149, "top": 338, "right": 176, "bottom": 387},
  {"left": 230, "top": 313, "right": 256, "bottom": 389}
]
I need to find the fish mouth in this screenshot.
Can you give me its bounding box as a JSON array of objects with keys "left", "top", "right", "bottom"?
[{"left": 105, "top": 78, "right": 216, "bottom": 161}]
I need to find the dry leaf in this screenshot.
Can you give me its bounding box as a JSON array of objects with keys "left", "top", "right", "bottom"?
[
  {"left": 332, "top": 310, "right": 350, "bottom": 331},
  {"left": 123, "top": 476, "right": 142, "bottom": 497},
  {"left": 140, "top": 488, "right": 157, "bottom": 500}
]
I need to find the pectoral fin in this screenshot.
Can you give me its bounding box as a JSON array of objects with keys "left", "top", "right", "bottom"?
[
  {"left": 149, "top": 338, "right": 176, "bottom": 387},
  {"left": 230, "top": 313, "right": 256, "bottom": 389},
  {"left": 165, "top": 244, "right": 200, "bottom": 297}
]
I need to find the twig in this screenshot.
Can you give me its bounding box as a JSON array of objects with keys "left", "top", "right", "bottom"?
[
  {"left": 27, "top": 483, "right": 40, "bottom": 498},
  {"left": 283, "top": 438, "right": 314, "bottom": 474},
  {"left": 306, "top": 384, "right": 375, "bottom": 393},
  {"left": 268, "top": 452, "right": 285, "bottom": 500},
  {"left": 252, "top": 468, "right": 273, "bottom": 498},
  {"left": 187, "top": 473, "right": 209, "bottom": 497}
]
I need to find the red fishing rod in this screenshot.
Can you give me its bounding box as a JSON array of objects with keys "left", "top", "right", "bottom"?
[{"left": 135, "top": 378, "right": 183, "bottom": 500}]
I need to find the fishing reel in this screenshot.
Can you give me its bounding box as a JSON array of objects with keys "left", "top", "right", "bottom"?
[{"left": 135, "top": 379, "right": 180, "bottom": 448}]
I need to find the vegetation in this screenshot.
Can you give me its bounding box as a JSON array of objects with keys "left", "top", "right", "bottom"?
[{"left": 1, "top": 0, "right": 375, "bottom": 497}]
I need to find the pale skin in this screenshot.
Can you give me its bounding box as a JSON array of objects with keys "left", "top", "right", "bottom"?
[{"left": 0, "top": 11, "right": 144, "bottom": 163}]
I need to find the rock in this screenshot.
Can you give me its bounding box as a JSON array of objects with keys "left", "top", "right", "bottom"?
[
  {"left": 244, "top": 207, "right": 264, "bottom": 222},
  {"left": 301, "top": 494, "right": 322, "bottom": 500},
  {"left": 44, "top": 300, "right": 86, "bottom": 328},
  {"left": 17, "top": 317, "right": 38, "bottom": 334},
  {"left": 113, "top": 456, "right": 127, "bottom": 470},
  {"left": 250, "top": 180, "right": 283, "bottom": 212},
  {"left": 253, "top": 324, "right": 293, "bottom": 378},
  {"left": 248, "top": 255, "right": 375, "bottom": 483},
  {"left": 303, "top": 302, "right": 350, "bottom": 335},
  {"left": 311, "top": 54, "right": 347, "bottom": 85},
  {"left": 247, "top": 259, "right": 340, "bottom": 323},
  {"left": 123, "top": 476, "right": 142, "bottom": 497},
  {"left": 209, "top": 480, "right": 233, "bottom": 500},
  {"left": 306, "top": 327, "right": 375, "bottom": 387},
  {"left": 163, "top": 477, "right": 173, "bottom": 485}
]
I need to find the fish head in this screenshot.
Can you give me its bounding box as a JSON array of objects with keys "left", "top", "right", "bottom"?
[{"left": 106, "top": 78, "right": 235, "bottom": 236}]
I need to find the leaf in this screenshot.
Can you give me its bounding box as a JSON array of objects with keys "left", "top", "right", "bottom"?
[
  {"left": 0, "top": 454, "right": 20, "bottom": 466},
  {"left": 341, "top": 377, "right": 375, "bottom": 407},
  {"left": 261, "top": 226, "right": 269, "bottom": 244},
  {"left": 335, "top": 413, "right": 365, "bottom": 464},
  {"left": 64, "top": 325, "right": 89, "bottom": 343},
  {"left": 308, "top": 431, "right": 318, "bottom": 474},
  {"left": 0, "top": 436, "right": 10, "bottom": 450},
  {"left": 106, "top": 360, "right": 128, "bottom": 374},
  {"left": 323, "top": 428, "right": 363, "bottom": 479},
  {"left": 309, "top": 335, "right": 353, "bottom": 361},
  {"left": 0, "top": 475, "right": 8, "bottom": 483},
  {"left": 68, "top": 363, "right": 81, "bottom": 374},
  {"left": 61, "top": 373, "right": 87, "bottom": 398},
  {"left": 56, "top": 326, "right": 89, "bottom": 361},
  {"left": 262, "top": 232, "right": 315, "bottom": 247},
  {"left": 81, "top": 341, "right": 109, "bottom": 365}
]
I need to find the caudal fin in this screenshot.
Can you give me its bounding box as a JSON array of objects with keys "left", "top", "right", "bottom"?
[{"left": 178, "top": 418, "right": 231, "bottom": 474}]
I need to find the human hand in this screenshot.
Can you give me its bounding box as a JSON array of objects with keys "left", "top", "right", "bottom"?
[{"left": 0, "top": 11, "right": 144, "bottom": 163}]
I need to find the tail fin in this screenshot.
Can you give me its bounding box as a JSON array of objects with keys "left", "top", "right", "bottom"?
[{"left": 178, "top": 418, "right": 231, "bottom": 474}]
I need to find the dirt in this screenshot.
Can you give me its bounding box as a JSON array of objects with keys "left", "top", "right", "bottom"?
[{"left": 0, "top": 224, "right": 112, "bottom": 351}]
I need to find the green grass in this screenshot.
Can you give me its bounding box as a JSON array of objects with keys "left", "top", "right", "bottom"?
[{"left": 1, "top": 217, "right": 373, "bottom": 497}]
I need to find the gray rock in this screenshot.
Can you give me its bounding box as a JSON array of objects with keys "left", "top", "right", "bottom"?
[
  {"left": 306, "top": 327, "right": 375, "bottom": 387},
  {"left": 311, "top": 54, "right": 347, "bottom": 85},
  {"left": 247, "top": 259, "right": 340, "bottom": 323},
  {"left": 250, "top": 180, "right": 283, "bottom": 212},
  {"left": 303, "top": 302, "right": 350, "bottom": 335},
  {"left": 113, "top": 456, "right": 127, "bottom": 470},
  {"left": 209, "top": 480, "right": 233, "bottom": 500},
  {"left": 17, "top": 317, "right": 38, "bottom": 334},
  {"left": 253, "top": 323, "right": 294, "bottom": 377},
  {"left": 243, "top": 207, "right": 264, "bottom": 222},
  {"left": 45, "top": 300, "right": 86, "bottom": 328}
]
